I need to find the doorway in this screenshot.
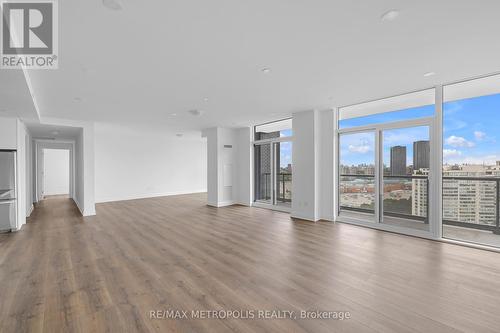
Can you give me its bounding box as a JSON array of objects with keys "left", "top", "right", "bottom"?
[
  {"left": 35, "top": 141, "right": 75, "bottom": 203},
  {"left": 42, "top": 149, "right": 70, "bottom": 198}
]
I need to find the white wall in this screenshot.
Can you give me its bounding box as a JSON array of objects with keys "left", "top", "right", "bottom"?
[
  {"left": 74, "top": 129, "right": 85, "bottom": 212},
  {"left": 26, "top": 133, "right": 33, "bottom": 217},
  {"left": 95, "top": 122, "right": 207, "bottom": 203},
  {"left": 16, "top": 120, "right": 27, "bottom": 230},
  {"left": 204, "top": 127, "right": 252, "bottom": 207},
  {"left": 204, "top": 127, "right": 219, "bottom": 206},
  {"left": 43, "top": 149, "right": 70, "bottom": 195},
  {"left": 0, "top": 117, "right": 17, "bottom": 150},
  {"left": 235, "top": 127, "right": 252, "bottom": 205},
  {"left": 217, "top": 128, "right": 237, "bottom": 206}
]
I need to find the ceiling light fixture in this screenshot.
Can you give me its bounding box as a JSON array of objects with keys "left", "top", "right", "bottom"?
[
  {"left": 261, "top": 68, "right": 271, "bottom": 73},
  {"left": 203, "top": 98, "right": 209, "bottom": 102},
  {"left": 423, "top": 71, "right": 436, "bottom": 77},
  {"left": 52, "top": 131, "right": 59, "bottom": 135},
  {"left": 102, "top": 0, "right": 122, "bottom": 10},
  {"left": 170, "top": 113, "right": 177, "bottom": 116},
  {"left": 381, "top": 10, "right": 399, "bottom": 22},
  {"left": 188, "top": 109, "right": 203, "bottom": 116}
]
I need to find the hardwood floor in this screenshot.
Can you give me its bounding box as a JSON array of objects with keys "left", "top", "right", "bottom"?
[{"left": 1, "top": 194, "right": 500, "bottom": 332}]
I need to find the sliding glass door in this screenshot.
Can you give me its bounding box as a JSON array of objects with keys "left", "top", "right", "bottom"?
[
  {"left": 338, "top": 122, "right": 432, "bottom": 231},
  {"left": 380, "top": 125, "right": 431, "bottom": 231},
  {"left": 254, "top": 141, "right": 293, "bottom": 208},
  {"left": 254, "top": 119, "right": 293, "bottom": 210}
]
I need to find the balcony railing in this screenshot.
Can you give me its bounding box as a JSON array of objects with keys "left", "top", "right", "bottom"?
[
  {"left": 277, "top": 173, "right": 292, "bottom": 203},
  {"left": 340, "top": 174, "right": 429, "bottom": 222},
  {"left": 257, "top": 172, "right": 292, "bottom": 203},
  {"left": 339, "top": 174, "right": 500, "bottom": 234}
]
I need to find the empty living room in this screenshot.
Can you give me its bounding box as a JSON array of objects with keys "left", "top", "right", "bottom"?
[{"left": 2, "top": 1, "right": 500, "bottom": 332}]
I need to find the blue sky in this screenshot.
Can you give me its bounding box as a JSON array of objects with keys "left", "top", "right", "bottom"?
[
  {"left": 279, "top": 140, "right": 292, "bottom": 168},
  {"left": 339, "top": 93, "right": 500, "bottom": 166}
]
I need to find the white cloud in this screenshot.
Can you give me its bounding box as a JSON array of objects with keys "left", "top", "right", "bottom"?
[
  {"left": 445, "top": 135, "right": 475, "bottom": 148},
  {"left": 474, "top": 131, "right": 486, "bottom": 141},
  {"left": 443, "top": 149, "right": 462, "bottom": 158},
  {"left": 444, "top": 154, "right": 500, "bottom": 166},
  {"left": 348, "top": 144, "right": 371, "bottom": 154}
]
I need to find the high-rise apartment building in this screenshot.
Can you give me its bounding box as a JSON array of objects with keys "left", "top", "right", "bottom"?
[
  {"left": 413, "top": 140, "right": 430, "bottom": 171},
  {"left": 390, "top": 146, "right": 407, "bottom": 176},
  {"left": 412, "top": 164, "right": 499, "bottom": 225}
]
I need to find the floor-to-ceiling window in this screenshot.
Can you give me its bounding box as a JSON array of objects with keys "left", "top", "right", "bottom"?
[
  {"left": 254, "top": 119, "right": 293, "bottom": 210},
  {"left": 442, "top": 74, "right": 500, "bottom": 248},
  {"left": 339, "top": 131, "right": 376, "bottom": 220},
  {"left": 337, "top": 89, "right": 436, "bottom": 237}
]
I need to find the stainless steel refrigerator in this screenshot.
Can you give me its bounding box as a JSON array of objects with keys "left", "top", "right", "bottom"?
[{"left": 0, "top": 151, "right": 16, "bottom": 232}]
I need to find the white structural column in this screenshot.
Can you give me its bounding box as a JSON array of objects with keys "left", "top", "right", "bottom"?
[
  {"left": 432, "top": 85, "right": 444, "bottom": 239},
  {"left": 203, "top": 127, "right": 252, "bottom": 208},
  {"left": 291, "top": 110, "right": 320, "bottom": 221},
  {"left": 318, "top": 109, "right": 335, "bottom": 221}
]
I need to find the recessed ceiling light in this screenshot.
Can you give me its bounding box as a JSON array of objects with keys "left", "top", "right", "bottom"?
[
  {"left": 381, "top": 10, "right": 399, "bottom": 22},
  {"left": 170, "top": 113, "right": 177, "bottom": 116},
  {"left": 261, "top": 68, "right": 271, "bottom": 73},
  {"left": 203, "top": 98, "right": 209, "bottom": 102},
  {"left": 423, "top": 71, "right": 436, "bottom": 77},
  {"left": 102, "top": 0, "right": 122, "bottom": 10}
]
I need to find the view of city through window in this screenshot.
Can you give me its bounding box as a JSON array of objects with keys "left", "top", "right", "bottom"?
[
  {"left": 254, "top": 123, "right": 292, "bottom": 207},
  {"left": 339, "top": 84, "right": 500, "bottom": 247},
  {"left": 442, "top": 91, "right": 500, "bottom": 246},
  {"left": 339, "top": 125, "right": 430, "bottom": 225}
]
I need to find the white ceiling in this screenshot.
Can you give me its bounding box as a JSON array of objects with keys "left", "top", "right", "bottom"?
[
  {"left": 13, "top": 0, "right": 500, "bottom": 131},
  {"left": 0, "top": 70, "right": 38, "bottom": 119}
]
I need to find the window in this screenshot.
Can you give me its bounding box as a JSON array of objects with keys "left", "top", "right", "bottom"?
[
  {"left": 254, "top": 119, "right": 292, "bottom": 209},
  {"left": 339, "top": 131, "right": 376, "bottom": 217},
  {"left": 442, "top": 74, "right": 500, "bottom": 248}
]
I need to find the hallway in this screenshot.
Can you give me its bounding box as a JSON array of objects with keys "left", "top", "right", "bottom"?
[{"left": 1, "top": 195, "right": 500, "bottom": 332}]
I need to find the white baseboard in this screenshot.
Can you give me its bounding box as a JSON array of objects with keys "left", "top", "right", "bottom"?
[
  {"left": 290, "top": 213, "right": 319, "bottom": 222},
  {"left": 26, "top": 204, "right": 34, "bottom": 217},
  {"left": 208, "top": 201, "right": 235, "bottom": 208},
  {"left": 95, "top": 189, "right": 207, "bottom": 204},
  {"left": 10, "top": 225, "right": 22, "bottom": 232},
  {"left": 234, "top": 201, "right": 251, "bottom": 207},
  {"left": 73, "top": 198, "right": 84, "bottom": 215}
]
